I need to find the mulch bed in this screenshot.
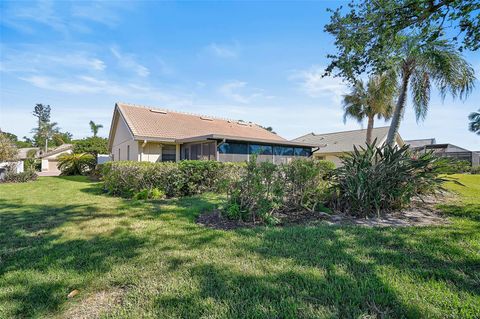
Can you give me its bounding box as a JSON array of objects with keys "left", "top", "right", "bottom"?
[{"left": 196, "top": 196, "right": 450, "bottom": 230}]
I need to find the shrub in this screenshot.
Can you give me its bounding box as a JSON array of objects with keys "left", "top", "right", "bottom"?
[
  {"left": 433, "top": 158, "right": 472, "bottom": 174},
  {"left": 1, "top": 168, "right": 37, "bottom": 183},
  {"left": 470, "top": 166, "right": 480, "bottom": 174},
  {"left": 58, "top": 153, "right": 96, "bottom": 175},
  {"left": 331, "top": 143, "right": 446, "bottom": 218},
  {"left": 134, "top": 188, "right": 165, "bottom": 200},
  {"left": 102, "top": 160, "right": 244, "bottom": 198},
  {"left": 224, "top": 157, "right": 334, "bottom": 224},
  {"left": 282, "top": 159, "right": 335, "bottom": 212}
]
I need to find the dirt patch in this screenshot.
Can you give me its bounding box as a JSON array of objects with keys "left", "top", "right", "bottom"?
[
  {"left": 63, "top": 287, "right": 125, "bottom": 319},
  {"left": 197, "top": 196, "right": 449, "bottom": 229}
]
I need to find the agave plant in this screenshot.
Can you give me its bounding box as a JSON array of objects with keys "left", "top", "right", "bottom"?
[
  {"left": 57, "top": 153, "right": 96, "bottom": 176},
  {"left": 331, "top": 142, "right": 446, "bottom": 218}
]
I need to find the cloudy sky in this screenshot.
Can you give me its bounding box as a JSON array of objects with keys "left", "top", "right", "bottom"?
[{"left": 1, "top": 1, "right": 479, "bottom": 149}]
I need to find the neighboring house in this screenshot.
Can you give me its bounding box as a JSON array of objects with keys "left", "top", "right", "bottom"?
[
  {"left": 108, "top": 103, "right": 317, "bottom": 164},
  {"left": 406, "top": 139, "right": 480, "bottom": 166},
  {"left": 18, "top": 147, "right": 40, "bottom": 160},
  {"left": 293, "top": 126, "right": 404, "bottom": 166},
  {"left": 40, "top": 144, "right": 73, "bottom": 175}
]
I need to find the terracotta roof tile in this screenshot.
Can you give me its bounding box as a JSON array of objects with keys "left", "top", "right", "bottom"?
[{"left": 117, "top": 103, "right": 286, "bottom": 142}]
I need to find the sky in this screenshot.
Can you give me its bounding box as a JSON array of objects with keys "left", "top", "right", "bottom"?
[{"left": 1, "top": 0, "right": 479, "bottom": 150}]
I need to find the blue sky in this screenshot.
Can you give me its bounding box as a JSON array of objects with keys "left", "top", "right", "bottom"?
[{"left": 1, "top": 0, "right": 479, "bottom": 150}]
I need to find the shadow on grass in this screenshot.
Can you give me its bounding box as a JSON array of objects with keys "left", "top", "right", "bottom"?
[{"left": 0, "top": 198, "right": 145, "bottom": 318}]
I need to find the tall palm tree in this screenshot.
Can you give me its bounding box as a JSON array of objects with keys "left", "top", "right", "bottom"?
[
  {"left": 342, "top": 73, "right": 397, "bottom": 144},
  {"left": 469, "top": 109, "right": 480, "bottom": 135},
  {"left": 386, "top": 35, "right": 476, "bottom": 145},
  {"left": 89, "top": 120, "right": 103, "bottom": 137}
]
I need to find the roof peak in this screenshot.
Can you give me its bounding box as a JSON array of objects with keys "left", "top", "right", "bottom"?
[
  {"left": 312, "top": 126, "right": 390, "bottom": 136},
  {"left": 116, "top": 102, "right": 259, "bottom": 127}
]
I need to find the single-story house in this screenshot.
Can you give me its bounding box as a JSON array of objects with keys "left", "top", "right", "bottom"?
[
  {"left": 108, "top": 103, "right": 318, "bottom": 164},
  {"left": 292, "top": 126, "right": 404, "bottom": 166},
  {"left": 40, "top": 144, "right": 73, "bottom": 175},
  {"left": 406, "top": 139, "right": 479, "bottom": 166}
]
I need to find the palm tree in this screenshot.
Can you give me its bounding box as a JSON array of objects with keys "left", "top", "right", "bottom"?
[
  {"left": 57, "top": 153, "right": 96, "bottom": 175},
  {"left": 342, "top": 73, "right": 397, "bottom": 144},
  {"left": 89, "top": 120, "right": 103, "bottom": 137},
  {"left": 469, "top": 109, "right": 480, "bottom": 135},
  {"left": 386, "top": 35, "right": 476, "bottom": 145}
]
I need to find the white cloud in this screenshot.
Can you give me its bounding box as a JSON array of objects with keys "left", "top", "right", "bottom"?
[
  {"left": 110, "top": 47, "right": 150, "bottom": 77},
  {"left": 19, "top": 74, "right": 191, "bottom": 106},
  {"left": 205, "top": 42, "right": 239, "bottom": 58},
  {"left": 290, "top": 65, "right": 347, "bottom": 103},
  {"left": 218, "top": 80, "right": 273, "bottom": 104}
]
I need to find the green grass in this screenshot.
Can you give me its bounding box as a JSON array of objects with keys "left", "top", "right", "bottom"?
[{"left": 0, "top": 175, "right": 479, "bottom": 318}]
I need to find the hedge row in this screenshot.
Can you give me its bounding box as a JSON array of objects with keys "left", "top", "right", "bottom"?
[{"left": 102, "top": 160, "right": 243, "bottom": 198}]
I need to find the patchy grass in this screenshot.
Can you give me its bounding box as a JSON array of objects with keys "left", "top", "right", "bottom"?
[{"left": 0, "top": 175, "right": 479, "bottom": 318}]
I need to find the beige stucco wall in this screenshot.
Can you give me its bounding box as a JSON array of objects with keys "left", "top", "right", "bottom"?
[
  {"left": 111, "top": 114, "right": 139, "bottom": 161},
  {"left": 41, "top": 149, "right": 73, "bottom": 171}
]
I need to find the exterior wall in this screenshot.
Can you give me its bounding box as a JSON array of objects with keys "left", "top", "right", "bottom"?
[
  {"left": 313, "top": 153, "right": 343, "bottom": 167},
  {"left": 41, "top": 149, "right": 72, "bottom": 171},
  {"left": 111, "top": 114, "right": 139, "bottom": 161}
]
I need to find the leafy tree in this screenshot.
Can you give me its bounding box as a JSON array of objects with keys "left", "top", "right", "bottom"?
[
  {"left": 57, "top": 153, "right": 96, "bottom": 175},
  {"left": 385, "top": 36, "right": 475, "bottom": 145},
  {"left": 342, "top": 73, "right": 397, "bottom": 144},
  {"left": 73, "top": 137, "right": 108, "bottom": 157},
  {"left": 469, "top": 109, "right": 480, "bottom": 135},
  {"left": 325, "top": 0, "right": 480, "bottom": 81},
  {"left": 0, "top": 132, "right": 18, "bottom": 162},
  {"left": 89, "top": 120, "right": 104, "bottom": 137},
  {"left": 52, "top": 132, "right": 73, "bottom": 146},
  {"left": 32, "top": 122, "right": 60, "bottom": 152}
]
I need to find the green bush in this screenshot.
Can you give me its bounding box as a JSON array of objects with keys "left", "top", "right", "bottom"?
[
  {"left": 470, "top": 166, "right": 480, "bottom": 174},
  {"left": 134, "top": 187, "right": 165, "bottom": 200},
  {"left": 331, "top": 143, "right": 446, "bottom": 218},
  {"left": 225, "top": 157, "right": 334, "bottom": 225},
  {"left": 433, "top": 158, "right": 472, "bottom": 174},
  {"left": 58, "top": 153, "right": 96, "bottom": 175},
  {"left": 102, "top": 160, "right": 243, "bottom": 198},
  {"left": 1, "top": 169, "right": 37, "bottom": 183}
]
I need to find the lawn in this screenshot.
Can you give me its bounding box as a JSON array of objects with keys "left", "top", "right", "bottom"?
[{"left": 0, "top": 175, "right": 479, "bottom": 318}]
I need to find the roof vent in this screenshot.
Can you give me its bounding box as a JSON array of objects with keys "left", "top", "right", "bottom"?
[
  {"left": 237, "top": 121, "right": 248, "bottom": 126},
  {"left": 150, "top": 109, "right": 167, "bottom": 114},
  {"left": 200, "top": 116, "right": 213, "bottom": 121}
]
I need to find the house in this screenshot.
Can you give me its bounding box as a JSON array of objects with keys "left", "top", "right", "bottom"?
[
  {"left": 406, "top": 139, "right": 480, "bottom": 166},
  {"left": 292, "top": 126, "right": 405, "bottom": 166},
  {"left": 108, "top": 103, "right": 318, "bottom": 164},
  {"left": 40, "top": 144, "right": 73, "bottom": 175}
]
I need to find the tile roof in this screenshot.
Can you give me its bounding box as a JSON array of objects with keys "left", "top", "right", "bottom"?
[
  {"left": 115, "top": 102, "right": 286, "bottom": 143},
  {"left": 293, "top": 126, "right": 392, "bottom": 153},
  {"left": 405, "top": 138, "right": 436, "bottom": 148},
  {"left": 40, "top": 144, "right": 73, "bottom": 158}
]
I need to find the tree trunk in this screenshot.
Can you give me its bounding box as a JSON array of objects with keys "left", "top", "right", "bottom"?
[
  {"left": 45, "top": 137, "right": 48, "bottom": 153},
  {"left": 366, "top": 115, "right": 374, "bottom": 144},
  {"left": 387, "top": 68, "right": 411, "bottom": 146}
]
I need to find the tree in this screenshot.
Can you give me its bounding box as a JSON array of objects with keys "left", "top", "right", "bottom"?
[
  {"left": 73, "top": 137, "right": 108, "bottom": 157},
  {"left": 325, "top": 0, "right": 480, "bottom": 81},
  {"left": 342, "top": 73, "right": 397, "bottom": 144},
  {"left": 0, "top": 132, "right": 18, "bottom": 162},
  {"left": 385, "top": 36, "right": 475, "bottom": 145},
  {"left": 32, "top": 122, "right": 59, "bottom": 153},
  {"left": 33, "top": 104, "right": 51, "bottom": 126},
  {"left": 89, "top": 121, "right": 103, "bottom": 137},
  {"left": 52, "top": 132, "right": 73, "bottom": 146},
  {"left": 469, "top": 109, "right": 480, "bottom": 135},
  {"left": 1, "top": 132, "right": 33, "bottom": 148}
]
